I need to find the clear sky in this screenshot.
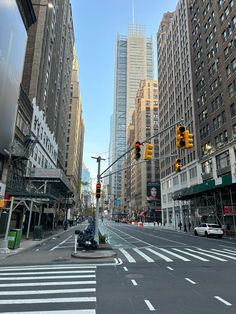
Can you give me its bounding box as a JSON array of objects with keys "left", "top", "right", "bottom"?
[{"left": 71, "top": 0, "right": 177, "bottom": 180}]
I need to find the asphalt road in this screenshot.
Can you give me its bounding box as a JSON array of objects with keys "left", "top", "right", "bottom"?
[{"left": 0, "top": 220, "right": 235, "bottom": 313}]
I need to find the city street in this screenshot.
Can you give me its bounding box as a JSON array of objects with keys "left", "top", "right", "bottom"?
[{"left": 0, "top": 220, "right": 235, "bottom": 313}]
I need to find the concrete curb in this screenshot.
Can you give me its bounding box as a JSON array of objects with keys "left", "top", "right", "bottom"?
[{"left": 71, "top": 250, "right": 117, "bottom": 259}]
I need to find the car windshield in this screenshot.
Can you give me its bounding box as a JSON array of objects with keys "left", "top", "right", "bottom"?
[{"left": 208, "top": 224, "right": 220, "bottom": 228}]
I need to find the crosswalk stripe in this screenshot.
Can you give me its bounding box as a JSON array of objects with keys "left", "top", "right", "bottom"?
[
  {"left": 119, "top": 248, "right": 136, "bottom": 263},
  {"left": 219, "top": 249, "right": 236, "bottom": 255},
  {"left": 198, "top": 248, "right": 236, "bottom": 260},
  {"left": 172, "top": 249, "right": 209, "bottom": 261},
  {"left": 0, "top": 297, "right": 96, "bottom": 305},
  {"left": 0, "top": 275, "right": 96, "bottom": 281},
  {"left": 0, "top": 288, "right": 96, "bottom": 295},
  {"left": 185, "top": 249, "right": 227, "bottom": 261},
  {"left": 0, "top": 265, "right": 96, "bottom": 272},
  {"left": 0, "top": 311, "right": 95, "bottom": 314},
  {"left": 0, "top": 270, "right": 95, "bottom": 276},
  {"left": 133, "top": 248, "right": 155, "bottom": 262},
  {"left": 0, "top": 281, "right": 96, "bottom": 287},
  {"left": 145, "top": 248, "right": 173, "bottom": 262},
  {"left": 222, "top": 248, "right": 236, "bottom": 254},
  {"left": 158, "top": 248, "right": 190, "bottom": 261}
]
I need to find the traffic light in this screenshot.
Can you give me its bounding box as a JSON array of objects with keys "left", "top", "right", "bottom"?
[
  {"left": 134, "top": 141, "right": 141, "bottom": 160},
  {"left": 184, "top": 130, "right": 194, "bottom": 149},
  {"left": 96, "top": 182, "right": 101, "bottom": 198},
  {"left": 144, "top": 143, "right": 153, "bottom": 160},
  {"left": 176, "top": 125, "right": 186, "bottom": 148},
  {"left": 175, "top": 158, "right": 181, "bottom": 172}
]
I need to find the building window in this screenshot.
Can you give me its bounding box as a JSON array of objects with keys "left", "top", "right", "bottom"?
[
  {"left": 189, "top": 167, "right": 197, "bottom": 179},
  {"left": 216, "top": 151, "right": 230, "bottom": 170},
  {"left": 202, "top": 159, "right": 212, "bottom": 175},
  {"left": 230, "top": 103, "right": 236, "bottom": 117}
]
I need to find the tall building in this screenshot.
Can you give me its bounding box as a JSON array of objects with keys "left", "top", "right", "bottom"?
[
  {"left": 21, "top": 0, "right": 74, "bottom": 170},
  {"left": 111, "top": 24, "right": 154, "bottom": 203},
  {"left": 157, "top": 4, "right": 197, "bottom": 228},
  {"left": 65, "top": 49, "right": 84, "bottom": 209},
  {"left": 130, "top": 79, "right": 160, "bottom": 221},
  {"left": 181, "top": 0, "right": 236, "bottom": 229}
]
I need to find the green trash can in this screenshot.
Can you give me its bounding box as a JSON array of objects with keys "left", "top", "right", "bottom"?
[{"left": 8, "top": 229, "right": 22, "bottom": 249}]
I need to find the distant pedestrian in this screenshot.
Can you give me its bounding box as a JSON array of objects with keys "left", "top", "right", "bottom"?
[
  {"left": 188, "top": 222, "right": 191, "bottom": 231},
  {"left": 178, "top": 221, "right": 182, "bottom": 230},
  {"left": 101, "top": 216, "right": 104, "bottom": 223},
  {"left": 153, "top": 221, "right": 156, "bottom": 227},
  {"left": 184, "top": 223, "right": 187, "bottom": 232}
]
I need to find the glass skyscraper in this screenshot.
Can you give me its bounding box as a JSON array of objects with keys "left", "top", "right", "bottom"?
[{"left": 111, "top": 24, "right": 154, "bottom": 203}]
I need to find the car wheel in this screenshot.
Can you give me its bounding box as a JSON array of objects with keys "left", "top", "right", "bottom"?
[
  {"left": 194, "top": 230, "right": 198, "bottom": 236},
  {"left": 205, "top": 231, "right": 209, "bottom": 237},
  {"left": 218, "top": 235, "right": 223, "bottom": 239}
]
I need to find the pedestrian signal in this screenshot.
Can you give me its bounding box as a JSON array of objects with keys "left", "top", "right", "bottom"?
[
  {"left": 144, "top": 143, "right": 153, "bottom": 160},
  {"left": 176, "top": 125, "right": 186, "bottom": 148}
]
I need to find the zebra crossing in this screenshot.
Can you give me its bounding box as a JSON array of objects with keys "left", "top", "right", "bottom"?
[
  {"left": 0, "top": 264, "right": 96, "bottom": 314},
  {"left": 117, "top": 246, "right": 236, "bottom": 263}
]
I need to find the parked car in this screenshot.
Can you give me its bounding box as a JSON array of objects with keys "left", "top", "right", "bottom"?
[{"left": 194, "top": 223, "right": 224, "bottom": 238}]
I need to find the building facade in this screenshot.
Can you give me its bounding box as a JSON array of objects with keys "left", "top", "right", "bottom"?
[
  {"left": 65, "top": 49, "right": 84, "bottom": 209},
  {"left": 157, "top": 3, "right": 198, "bottom": 229},
  {"left": 21, "top": 0, "right": 74, "bottom": 170},
  {"left": 111, "top": 24, "right": 154, "bottom": 205}
]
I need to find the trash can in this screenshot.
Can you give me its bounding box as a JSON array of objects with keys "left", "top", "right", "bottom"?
[
  {"left": 8, "top": 229, "right": 22, "bottom": 249},
  {"left": 33, "top": 226, "right": 43, "bottom": 240}
]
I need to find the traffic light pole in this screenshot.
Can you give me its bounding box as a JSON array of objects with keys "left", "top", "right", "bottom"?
[{"left": 92, "top": 156, "right": 105, "bottom": 246}]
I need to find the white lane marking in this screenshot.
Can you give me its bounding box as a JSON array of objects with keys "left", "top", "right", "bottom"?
[
  {"left": 185, "top": 278, "right": 196, "bottom": 285},
  {"left": 214, "top": 296, "right": 232, "bottom": 306},
  {"left": 0, "top": 270, "right": 95, "bottom": 276},
  {"left": 0, "top": 310, "right": 96, "bottom": 314},
  {"left": 158, "top": 248, "right": 190, "bottom": 261},
  {"left": 119, "top": 248, "right": 136, "bottom": 263},
  {"left": 198, "top": 248, "right": 236, "bottom": 260},
  {"left": 214, "top": 248, "right": 236, "bottom": 256},
  {"left": 167, "top": 266, "right": 174, "bottom": 271},
  {"left": 0, "top": 288, "right": 96, "bottom": 295},
  {"left": 173, "top": 249, "right": 209, "bottom": 261},
  {"left": 107, "top": 224, "right": 187, "bottom": 246},
  {"left": 0, "top": 274, "right": 95, "bottom": 281},
  {"left": 146, "top": 247, "right": 173, "bottom": 262},
  {"left": 50, "top": 235, "right": 72, "bottom": 251},
  {"left": 131, "top": 279, "right": 137, "bottom": 286},
  {"left": 0, "top": 281, "right": 96, "bottom": 288},
  {"left": 35, "top": 249, "right": 39, "bottom": 252},
  {"left": 221, "top": 248, "right": 236, "bottom": 254},
  {"left": 0, "top": 297, "right": 96, "bottom": 305},
  {"left": 144, "top": 299, "right": 155, "bottom": 311},
  {"left": 123, "top": 267, "right": 128, "bottom": 271},
  {"left": 0, "top": 265, "right": 96, "bottom": 271},
  {"left": 133, "top": 248, "right": 155, "bottom": 262},
  {"left": 185, "top": 249, "right": 227, "bottom": 261}
]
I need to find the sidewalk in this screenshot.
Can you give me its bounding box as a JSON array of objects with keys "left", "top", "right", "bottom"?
[{"left": 0, "top": 222, "right": 117, "bottom": 261}]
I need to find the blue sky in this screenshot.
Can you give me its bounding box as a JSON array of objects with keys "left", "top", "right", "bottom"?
[{"left": 71, "top": 0, "right": 177, "bottom": 179}]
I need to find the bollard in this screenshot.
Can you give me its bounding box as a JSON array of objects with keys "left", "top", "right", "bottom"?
[{"left": 74, "top": 234, "right": 77, "bottom": 254}]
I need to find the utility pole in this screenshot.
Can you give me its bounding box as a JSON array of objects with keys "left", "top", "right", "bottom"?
[{"left": 92, "top": 156, "right": 105, "bottom": 245}]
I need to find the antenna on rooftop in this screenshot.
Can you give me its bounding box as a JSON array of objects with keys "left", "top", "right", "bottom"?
[{"left": 132, "top": 0, "right": 135, "bottom": 24}]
